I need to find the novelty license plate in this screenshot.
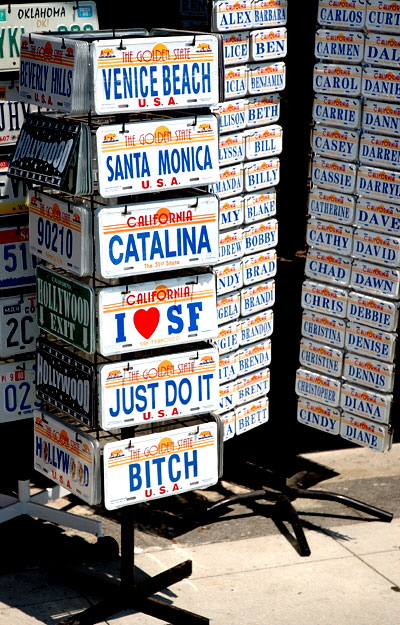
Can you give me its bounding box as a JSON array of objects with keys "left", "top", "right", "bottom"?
[
  {"left": 301, "top": 310, "right": 346, "bottom": 348},
  {"left": 343, "top": 352, "right": 395, "bottom": 393},
  {"left": 222, "top": 410, "right": 236, "bottom": 440},
  {"left": 312, "top": 94, "right": 361, "bottom": 129},
  {"left": 244, "top": 157, "right": 280, "bottom": 192},
  {"left": 222, "top": 31, "right": 249, "bottom": 66},
  {"left": 299, "top": 338, "right": 344, "bottom": 378},
  {"left": 308, "top": 188, "right": 355, "bottom": 224},
  {"left": 103, "top": 421, "right": 219, "bottom": 509},
  {"left": 95, "top": 195, "right": 219, "bottom": 278},
  {"left": 211, "top": 0, "right": 253, "bottom": 32},
  {"left": 217, "top": 291, "right": 241, "bottom": 325},
  {"left": 315, "top": 29, "right": 364, "bottom": 64},
  {"left": 306, "top": 219, "right": 353, "bottom": 255},
  {"left": 209, "top": 163, "right": 244, "bottom": 198},
  {"left": 29, "top": 191, "right": 91, "bottom": 276},
  {"left": 340, "top": 383, "right": 392, "bottom": 425},
  {"left": 301, "top": 280, "right": 348, "bottom": 318},
  {"left": 241, "top": 279, "right": 275, "bottom": 315},
  {"left": 0, "top": 2, "right": 98, "bottom": 71},
  {"left": 362, "top": 100, "right": 400, "bottom": 136},
  {"left": 217, "top": 380, "right": 237, "bottom": 414},
  {"left": 253, "top": 0, "right": 288, "bottom": 27},
  {"left": 96, "top": 115, "right": 219, "bottom": 198},
  {"left": 236, "top": 368, "right": 270, "bottom": 406},
  {"left": 354, "top": 197, "right": 400, "bottom": 234},
  {"left": 317, "top": 0, "right": 366, "bottom": 29},
  {"left": 244, "top": 124, "right": 283, "bottom": 160},
  {"left": 34, "top": 409, "right": 101, "bottom": 505},
  {"left": 219, "top": 195, "right": 244, "bottom": 230},
  {"left": 250, "top": 27, "right": 287, "bottom": 62},
  {"left": 238, "top": 338, "right": 271, "bottom": 375},
  {"left": 213, "top": 320, "right": 240, "bottom": 354},
  {"left": 224, "top": 64, "right": 247, "bottom": 99},
  {"left": 0, "top": 156, "right": 29, "bottom": 216},
  {"left": 366, "top": 0, "right": 400, "bottom": 33},
  {"left": 347, "top": 290, "right": 398, "bottom": 331},
  {"left": 295, "top": 367, "right": 341, "bottom": 407},
  {"left": 305, "top": 250, "right": 352, "bottom": 287},
  {"left": 235, "top": 395, "right": 269, "bottom": 435},
  {"left": 98, "top": 272, "right": 217, "bottom": 356},
  {"left": 99, "top": 347, "right": 219, "bottom": 430},
  {"left": 92, "top": 35, "right": 221, "bottom": 114},
  {"left": 311, "top": 156, "right": 357, "bottom": 193},
  {"left": 36, "top": 265, "right": 95, "bottom": 352},
  {"left": 244, "top": 188, "right": 277, "bottom": 222},
  {"left": 313, "top": 63, "right": 362, "bottom": 96},
  {"left": 0, "top": 359, "right": 41, "bottom": 423},
  {"left": 0, "top": 81, "right": 40, "bottom": 144},
  {"left": 242, "top": 249, "right": 277, "bottom": 285},
  {"left": 219, "top": 131, "right": 245, "bottom": 165},
  {"left": 312, "top": 125, "right": 359, "bottom": 162},
  {"left": 364, "top": 32, "right": 400, "bottom": 68},
  {"left": 340, "top": 413, "right": 392, "bottom": 452},
  {"left": 362, "top": 67, "right": 400, "bottom": 102},
  {"left": 356, "top": 165, "right": 400, "bottom": 204},
  {"left": 344, "top": 321, "right": 396, "bottom": 363},
  {"left": 215, "top": 260, "right": 243, "bottom": 295},
  {"left": 0, "top": 292, "right": 38, "bottom": 357},
  {"left": 244, "top": 219, "right": 278, "bottom": 253},
  {"left": 212, "top": 98, "right": 247, "bottom": 134},
  {"left": 350, "top": 260, "right": 400, "bottom": 299},
  {"left": 359, "top": 132, "right": 400, "bottom": 171},
  {"left": 247, "top": 61, "right": 285, "bottom": 94},
  {"left": 0, "top": 225, "right": 36, "bottom": 288},
  {"left": 353, "top": 228, "right": 400, "bottom": 267},
  {"left": 246, "top": 94, "right": 280, "bottom": 127},
  {"left": 239, "top": 309, "right": 273, "bottom": 345},
  {"left": 297, "top": 397, "right": 340, "bottom": 435}
]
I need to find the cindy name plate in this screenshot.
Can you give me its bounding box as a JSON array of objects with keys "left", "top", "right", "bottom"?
[
  {"left": 99, "top": 347, "right": 219, "bottom": 430},
  {"left": 95, "top": 195, "right": 219, "bottom": 278},
  {"left": 96, "top": 114, "right": 219, "bottom": 198},
  {"left": 297, "top": 397, "right": 340, "bottom": 436},
  {"left": 103, "top": 420, "right": 220, "bottom": 509},
  {"left": 97, "top": 272, "right": 217, "bottom": 356}
]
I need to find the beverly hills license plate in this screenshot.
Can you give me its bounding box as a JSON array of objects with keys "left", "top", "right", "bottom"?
[
  {"left": 103, "top": 421, "right": 220, "bottom": 509},
  {"left": 99, "top": 347, "right": 219, "bottom": 429},
  {"left": 95, "top": 195, "right": 219, "bottom": 278},
  {"left": 0, "top": 2, "right": 98, "bottom": 71},
  {"left": 92, "top": 35, "right": 221, "bottom": 114},
  {"left": 0, "top": 359, "right": 41, "bottom": 423},
  {"left": 98, "top": 272, "right": 217, "bottom": 356},
  {"left": 28, "top": 190, "right": 91, "bottom": 276},
  {"left": 96, "top": 115, "right": 219, "bottom": 197}
]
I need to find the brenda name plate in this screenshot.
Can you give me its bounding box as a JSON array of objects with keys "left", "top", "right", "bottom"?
[
  {"left": 295, "top": 367, "right": 341, "bottom": 406},
  {"left": 301, "top": 310, "right": 346, "bottom": 348},
  {"left": 312, "top": 94, "right": 361, "bottom": 129},
  {"left": 99, "top": 347, "right": 219, "bottom": 429},
  {"left": 238, "top": 338, "right": 271, "bottom": 376},
  {"left": 301, "top": 280, "right": 348, "bottom": 318},
  {"left": 340, "top": 382, "right": 392, "bottom": 424},
  {"left": 103, "top": 421, "right": 219, "bottom": 509},
  {"left": 347, "top": 291, "right": 398, "bottom": 332},
  {"left": 297, "top": 397, "right": 340, "bottom": 435},
  {"left": 33, "top": 409, "right": 101, "bottom": 505},
  {"left": 340, "top": 413, "right": 392, "bottom": 452},
  {"left": 98, "top": 272, "right": 217, "bottom": 355},
  {"left": 95, "top": 195, "right": 219, "bottom": 278},
  {"left": 96, "top": 114, "right": 219, "bottom": 197},
  {"left": 235, "top": 395, "right": 269, "bottom": 435}
]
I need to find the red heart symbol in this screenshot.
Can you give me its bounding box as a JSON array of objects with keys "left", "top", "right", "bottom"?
[{"left": 133, "top": 307, "right": 160, "bottom": 339}]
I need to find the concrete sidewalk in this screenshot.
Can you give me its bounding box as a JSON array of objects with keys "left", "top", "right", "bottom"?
[{"left": 0, "top": 444, "right": 399, "bottom": 625}]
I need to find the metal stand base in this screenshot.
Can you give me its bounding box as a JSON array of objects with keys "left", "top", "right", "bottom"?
[
  {"left": 0, "top": 480, "right": 103, "bottom": 538},
  {"left": 207, "top": 471, "right": 393, "bottom": 557},
  {"left": 56, "top": 507, "right": 209, "bottom": 625}
]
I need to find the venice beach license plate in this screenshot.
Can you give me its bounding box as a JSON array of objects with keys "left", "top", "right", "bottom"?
[
  {"left": 92, "top": 35, "right": 221, "bottom": 114},
  {"left": 96, "top": 115, "right": 219, "bottom": 197},
  {"left": 97, "top": 272, "right": 217, "bottom": 356}
]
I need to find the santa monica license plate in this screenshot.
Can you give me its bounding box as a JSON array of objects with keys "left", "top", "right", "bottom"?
[{"left": 96, "top": 114, "right": 219, "bottom": 197}]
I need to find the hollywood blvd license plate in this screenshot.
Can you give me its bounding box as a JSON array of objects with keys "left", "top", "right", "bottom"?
[
  {"left": 103, "top": 421, "right": 219, "bottom": 509},
  {"left": 98, "top": 347, "right": 219, "bottom": 430},
  {"left": 92, "top": 35, "right": 220, "bottom": 113},
  {"left": 95, "top": 195, "right": 219, "bottom": 278},
  {"left": 97, "top": 272, "right": 217, "bottom": 356},
  {"left": 96, "top": 115, "right": 219, "bottom": 198},
  {"left": 34, "top": 409, "right": 101, "bottom": 505}
]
